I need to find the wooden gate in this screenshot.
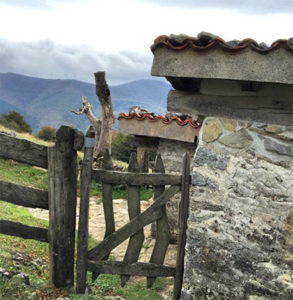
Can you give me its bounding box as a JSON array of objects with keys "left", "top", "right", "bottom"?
[{"left": 76, "top": 129, "right": 190, "bottom": 299}]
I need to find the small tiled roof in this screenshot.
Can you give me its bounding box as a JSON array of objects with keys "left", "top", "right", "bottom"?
[
  {"left": 118, "top": 113, "right": 202, "bottom": 129},
  {"left": 151, "top": 32, "right": 293, "bottom": 55}
]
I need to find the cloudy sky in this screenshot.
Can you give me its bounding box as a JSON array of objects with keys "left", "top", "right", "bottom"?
[{"left": 0, "top": 0, "right": 292, "bottom": 85}]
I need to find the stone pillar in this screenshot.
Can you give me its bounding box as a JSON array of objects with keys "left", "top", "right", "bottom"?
[
  {"left": 182, "top": 118, "right": 293, "bottom": 299},
  {"left": 156, "top": 139, "right": 196, "bottom": 241}
]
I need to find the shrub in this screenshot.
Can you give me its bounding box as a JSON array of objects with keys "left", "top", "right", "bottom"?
[
  {"left": 111, "top": 133, "right": 136, "bottom": 163},
  {"left": 0, "top": 111, "right": 32, "bottom": 133},
  {"left": 37, "top": 126, "right": 56, "bottom": 141}
]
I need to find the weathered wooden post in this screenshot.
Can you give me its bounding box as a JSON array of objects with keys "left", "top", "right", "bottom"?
[
  {"left": 76, "top": 126, "right": 95, "bottom": 293},
  {"left": 48, "top": 125, "right": 79, "bottom": 288},
  {"left": 174, "top": 152, "right": 190, "bottom": 300}
]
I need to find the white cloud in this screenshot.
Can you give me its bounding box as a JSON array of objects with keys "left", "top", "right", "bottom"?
[
  {"left": 0, "top": 0, "right": 292, "bottom": 83},
  {"left": 0, "top": 39, "right": 152, "bottom": 84},
  {"left": 144, "top": 0, "right": 293, "bottom": 14}
]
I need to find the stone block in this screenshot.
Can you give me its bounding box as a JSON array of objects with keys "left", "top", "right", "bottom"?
[
  {"left": 151, "top": 46, "right": 293, "bottom": 84},
  {"left": 193, "top": 146, "right": 228, "bottom": 170},
  {"left": 202, "top": 119, "right": 222, "bottom": 142},
  {"left": 220, "top": 118, "right": 237, "bottom": 131},
  {"left": 264, "top": 138, "right": 293, "bottom": 157},
  {"left": 219, "top": 128, "right": 253, "bottom": 149}
]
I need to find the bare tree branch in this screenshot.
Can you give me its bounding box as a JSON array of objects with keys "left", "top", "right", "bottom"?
[{"left": 72, "top": 72, "right": 114, "bottom": 160}]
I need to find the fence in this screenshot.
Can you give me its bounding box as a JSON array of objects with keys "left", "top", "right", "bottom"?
[
  {"left": 0, "top": 125, "right": 83, "bottom": 288},
  {"left": 76, "top": 127, "right": 190, "bottom": 299},
  {"left": 0, "top": 125, "right": 190, "bottom": 299}
]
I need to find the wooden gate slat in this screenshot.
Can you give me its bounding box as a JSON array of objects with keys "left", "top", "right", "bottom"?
[
  {"left": 121, "top": 153, "right": 144, "bottom": 286},
  {"left": 147, "top": 154, "right": 171, "bottom": 288},
  {"left": 88, "top": 260, "right": 176, "bottom": 277},
  {"left": 88, "top": 185, "right": 180, "bottom": 260},
  {"left": 0, "top": 180, "right": 48, "bottom": 209},
  {"left": 174, "top": 153, "right": 190, "bottom": 300},
  {"left": 92, "top": 149, "right": 115, "bottom": 282},
  {"left": 76, "top": 128, "right": 93, "bottom": 294}
]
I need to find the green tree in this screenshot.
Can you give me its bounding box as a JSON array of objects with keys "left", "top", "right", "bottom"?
[
  {"left": 0, "top": 111, "right": 32, "bottom": 133},
  {"left": 111, "top": 133, "right": 136, "bottom": 162},
  {"left": 37, "top": 126, "right": 56, "bottom": 141}
]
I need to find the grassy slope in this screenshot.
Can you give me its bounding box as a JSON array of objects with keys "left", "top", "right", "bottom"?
[{"left": 0, "top": 127, "right": 166, "bottom": 299}]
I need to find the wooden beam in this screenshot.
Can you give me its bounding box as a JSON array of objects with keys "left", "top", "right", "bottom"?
[
  {"left": 87, "top": 260, "right": 176, "bottom": 277},
  {"left": 91, "top": 169, "right": 182, "bottom": 186},
  {"left": 0, "top": 133, "right": 48, "bottom": 168},
  {"left": 0, "top": 220, "right": 49, "bottom": 242},
  {"left": 167, "top": 90, "right": 293, "bottom": 126},
  {"left": 0, "top": 180, "right": 48, "bottom": 209},
  {"left": 88, "top": 185, "right": 180, "bottom": 261}
]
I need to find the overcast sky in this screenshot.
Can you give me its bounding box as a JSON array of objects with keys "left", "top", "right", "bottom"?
[{"left": 0, "top": 0, "right": 292, "bottom": 85}]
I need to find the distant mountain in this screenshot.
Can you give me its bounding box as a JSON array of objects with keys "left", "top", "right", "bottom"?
[{"left": 0, "top": 73, "right": 170, "bottom": 133}]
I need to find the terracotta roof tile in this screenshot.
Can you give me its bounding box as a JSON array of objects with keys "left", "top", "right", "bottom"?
[
  {"left": 151, "top": 32, "right": 293, "bottom": 55},
  {"left": 118, "top": 112, "right": 202, "bottom": 129}
]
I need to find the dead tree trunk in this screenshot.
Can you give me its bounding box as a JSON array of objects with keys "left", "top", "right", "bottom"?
[
  {"left": 94, "top": 72, "right": 115, "bottom": 158},
  {"left": 72, "top": 72, "right": 114, "bottom": 160}
]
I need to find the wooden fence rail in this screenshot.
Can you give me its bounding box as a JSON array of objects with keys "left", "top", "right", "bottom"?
[
  {"left": 0, "top": 220, "right": 49, "bottom": 242},
  {"left": 0, "top": 180, "right": 48, "bottom": 209},
  {"left": 91, "top": 169, "right": 182, "bottom": 186},
  {"left": 0, "top": 133, "right": 48, "bottom": 168}
]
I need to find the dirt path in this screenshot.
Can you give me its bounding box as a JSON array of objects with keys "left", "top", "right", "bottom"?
[{"left": 28, "top": 197, "right": 176, "bottom": 298}]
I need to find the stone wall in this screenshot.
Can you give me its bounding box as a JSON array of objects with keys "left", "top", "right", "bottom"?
[
  {"left": 182, "top": 118, "right": 293, "bottom": 299},
  {"left": 156, "top": 138, "right": 196, "bottom": 241}
]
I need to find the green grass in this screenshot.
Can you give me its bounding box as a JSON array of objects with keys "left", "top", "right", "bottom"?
[
  {"left": 0, "top": 201, "right": 49, "bottom": 299},
  {"left": 0, "top": 201, "right": 170, "bottom": 299},
  {"left": 71, "top": 274, "right": 169, "bottom": 300},
  {"left": 0, "top": 158, "right": 48, "bottom": 190}
]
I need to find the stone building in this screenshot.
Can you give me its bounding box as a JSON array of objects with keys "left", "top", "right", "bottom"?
[
  {"left": 118, "top": 111, "right": 201, "bottom": 239},
  {"left": 151, "top": 33, "right": 293, "bottom": 299}
]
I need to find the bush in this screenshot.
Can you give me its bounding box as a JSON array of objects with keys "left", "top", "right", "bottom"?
[
  {"left": 37, "top": 126, "right": 56, "bottom": 141},
  {"left": 0, "top": 111, "right": 32, "bottom": 133},
  {"left": 111, "top": 133, "right": 136, "bottom": 163}
]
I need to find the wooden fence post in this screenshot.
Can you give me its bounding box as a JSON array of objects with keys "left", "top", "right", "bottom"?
[
  {"left": 76, "top": 127, "right": 94, "bottom": 293},
  {"left": 48, "top": 125, "right": 78, "bottom": 288},
  {"left": 174, "top": 152, "right": 190, "bottom": 300}
]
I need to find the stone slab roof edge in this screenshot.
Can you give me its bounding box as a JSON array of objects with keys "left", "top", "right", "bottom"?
[
  {"left": 118, "top": 113, "right": 202, "bottom": 129},
  {"left": 151, "top": 32, "right": 293, "bottom": 54}
]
